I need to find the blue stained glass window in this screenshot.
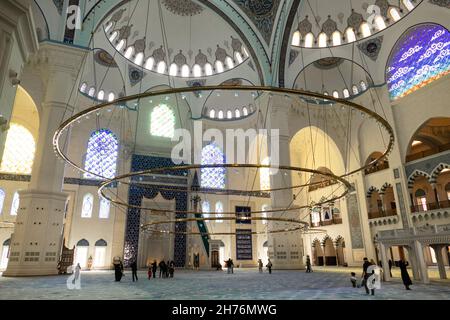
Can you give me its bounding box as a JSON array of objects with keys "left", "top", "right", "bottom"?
[
  {"left": 0, "top": 189, "right": 5, "bottom": 215},
  {"left": 387, "top": 24, "right": 450, "bottom": 101},
  {"left": 201, "top": 143, "right": 226, "bottom": 189},
  {"left": 84, "top": 129, "right": 118, "bottom": 180}
]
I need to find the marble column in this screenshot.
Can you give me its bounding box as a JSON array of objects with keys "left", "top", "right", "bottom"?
[
  {"left": 413, "top": 240, "right": 430, "bottom": 284},
  {"left": 432, "top": 245, "right": 448, "bottom": 280},
  {"left": 3, "top": 43, "right": 85, "bottom": 276},
  {"left": 378, "top": 242, "right": 391, "bottom": 282},
  {"left": 266, "top": 94, "right": 304, "bottom": 269},
  {"left": 407, "top": 245, "right": 421, "bottom": 281}
]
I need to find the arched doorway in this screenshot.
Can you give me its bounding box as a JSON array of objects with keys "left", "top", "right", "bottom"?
[
  {"left": 323, "top": 237, "right": 337, "bottom": 266},
  {"left": 75, "top": 239, "right": 89, "bottom": 269},
  {"left": 312, "top": 239, "right": 323, "bottom": 266},
  {"left": 335, "top": 237, "right": 346, "bottom": 266}
]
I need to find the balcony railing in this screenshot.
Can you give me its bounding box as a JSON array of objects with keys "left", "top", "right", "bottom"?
[
  {"left": 406, "top": 142, "right": 450, "bottom": 163},
  {"left": 368, "top": 209, "right": 397, "bottom": 220},
  {"left": 310, "top": 217, "right": 343, "bottom": 227},
  {"left": 364, "top": 162, "right": 390, "bottom": 175},
  {"left": 410, "top": 200, "right": 450, "bottom": 213},
  {"left": 308, "top": 179, "right": 339, "bottom": 192}
]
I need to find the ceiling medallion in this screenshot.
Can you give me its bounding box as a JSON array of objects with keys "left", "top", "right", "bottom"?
[
  {"left": 94, "top": 50, "right": 118, "bottom": 67},
  {"left": 162, "top": 0, "right": 204, "bottom": 16},
  {"left": 313, "top": 57, "right": 344, "bottom": 70}
]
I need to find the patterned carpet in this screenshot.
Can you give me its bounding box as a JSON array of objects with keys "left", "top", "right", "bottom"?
[{"left": 0, "top": 268, "right": 449, "bottom": 300}]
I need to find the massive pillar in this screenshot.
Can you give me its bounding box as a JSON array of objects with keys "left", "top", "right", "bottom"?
[
  {"left": 266, "top": 94, "right": 304, "bottom": 269},
  {"left": 378, "top": 242, "right": 391, "bottom": 282},
  {"left": 0, "top": 0, "right": 38, "bottom": 160},
  {"left": 413, "top": 240, "right": 430, "bottom": 284},
  {"left": 432, "top": 245, "right": 448, "bottom": 280},
  {"left": 4, "top": 43, "right": 85, "bottom": 276}
]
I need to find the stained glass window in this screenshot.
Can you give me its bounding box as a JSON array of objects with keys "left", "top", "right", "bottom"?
[
  {"left": 215, "top": 201, "right": 223, "bottom": 223},
  {"left": 0, "top": 124, "right": 36, "bottom": 174},
  {"left": 387, "top": 24, "right": 450, "bottom": 101},
  {"left": 202, "top": 200, "right": 210, "bottom": 219},
  {"left": 201, "top": 143, "right": 226, "bottom": 189},
  {"left": 99, "top": 198, "right": 110, "bottom": 219},
  {"left": 81, "top": 193, "right": 94, "bottom": 218},
  {"left": 0, "top": 189, "right": 5, "bottom": 215},
  {"left": 10, "top": 192, "right": 19, "bottom": 216},
  {"left": 260, "top": 157, "right": 271, "bottom": 191},
  {"left": 84, "top": 129, "right": 118, "bottom": 180},
  {"left": 150, "top": 104, "right": 175, "bottom": 138}
]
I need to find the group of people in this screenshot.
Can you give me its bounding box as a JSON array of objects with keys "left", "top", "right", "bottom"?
[
  {"left": 112, "top": 258, "right": 176, "bottom": 282},
  {"left": 257, "top": 259, "right": 273, "bottom": 274},
  {"left": 148, "top": 260, "right": 175, "bottom": 279},
  {"left": 355, "top": 257, "right": 413, "bottom": 296}
]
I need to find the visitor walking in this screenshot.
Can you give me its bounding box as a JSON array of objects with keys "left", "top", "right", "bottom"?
[
  {"left": 159, "top": 260, "right": 165, "bottom": 278},
  {"left": 225, "top": 258, "right": 234, "bottom": 274},
  {"left": 399, "top": 259, "right": 413, "bottom": 290},
  {"left": 151, "top": 260, "right": 157, "bottom": 278},
  {"left": 113, "top": 257, "right": 124, "bottom": 282},
  {"left": 388, "top": 259, "right": 393, "bottom": 277},
  {"left": 169, "top": 261, "right": 175, "bottom": 278},
  {"left": 361, "top": 257, "right": 374, "bottom": 295},
  {"left": 148, "top": 265, "right": 152, "bottom": 280},
  {"left": 258, "top": 259, "right": 263, "bottom": 273},
  {"left": 306, "top": 255, "right": 313, "bottom": 273},
  {"left": 131, "top": 260, "right": 138, "bottom": 282},
  {"left": 266, "top": 259, "right": 273, "bottom": 274}
]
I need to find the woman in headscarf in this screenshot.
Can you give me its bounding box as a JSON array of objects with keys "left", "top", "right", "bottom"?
[{"left": 399, "top": 258, "right": 413, "bottom": 290}]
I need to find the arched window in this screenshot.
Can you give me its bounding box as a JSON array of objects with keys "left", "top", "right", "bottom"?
[
  {"left": 415, "top": 189, "right": 428, "bottom": 211},
  {"left": 215, "top": 60, "right": 224, "bottom": 73},
  {"left": 10, "top": 192, "right": 19, "bottom": 216},
  {"left": 215, "top": 201, "right": 223, "bottom": 223},
  {"left": 260, "top": 157, "right": 271, "bottom": 191},
  {"left": 402, "top": 0, "right": 415, "bottom": 11},
  {"left": 389, "top": 7, "right": 401, "bottom": 22},
  {"left": 108, "top": 92, "right": 115, "bottom": 102},
  {"left": 332, "top": 31, "right": 342, "bottom": 46},
  {"left": 209, "top": 109, "right": 216, "bottom": 119},
  {"left": 202, "top": 200, "right": 210, "bottom": 219},
  {"left": 218, "top": 110, "right": 224, "bottom": 119},
  {"left": 0, "top": 189, "right": 5, "bottom": 215},
  {"left": 227, "top": 110, "right": 233, "bottom": 119},
  {"left": 80, "top": 82, "right": 87, "bottom": 93},
  {"left": 225, "top": 56, "right": 234, "bottom": 69},
  {"left": 157, "top": 61, "right": 166, "bottom": 74},
  {"left": 81, "top": 193, "right": 94, "bottom": 218},
  {"left": 235, "top": 109, "right": 241, "bottom": 118},
  {"left": 150, "top": 104, "right": 175, "bottom": 138},
  {"left": 201, "top": 143, "right": 226, "bottom": 189},
  {"left": 304, "top": 32, "right": 314, "bottom": 48},
  {"left": 318, "top": 32, "right": 327, "bottom": 48},
  {"left": 343, "top": 88, "right": 350, "bottom": 98},
  {"left": 360, "top": 22, "right": 371, "bottom": 38},
  {"left": 124, "top": 46, "right": 134, "bottom": 59},
  {"left": 115, "top": 39, "right": 125, "bottom": 51},
  {"left": 352, "top": 85, "right": 359, "bottom": 95},
  {"left": 109, "top": 31, "right": 118, "bottom": 42},
  {"left": 97, "top": 90, "right": 105, "bottom": 101},
  {"left": 345, "top": 27, "right": 356, "bottom": 43},
  {"left": 88, "top": 87, "right": 96, "bottom": 97},
  {"left": 134, "top": 52, "right": 144, "bottom": 66},
  {"left": 387, "top": 24, "right": 450, "bottom": 100},
  {"left": 145, "top": 57, "right": 155, "bottom": 70},
  {"left": 292, "top": 31, "right": 301, "bottom": 46},
  {"left": 99, "top": 198, "right": 110, "bottom": 219},
  {"left": 84, "top": 129, "right": 118, "bottom": 179},
  {"left": 360, "top": 81, "right": 367, "bottom": 91},
  {"left": 205, "top": 63, "right": 213, "bottom": 76},
  {"left": 0, "top": 124, "right": 36, "bottom": 174},
  {"left": 169, "top": 63, "right": 178, "bottom": 76},
  {"left": 374, "top": 15, "right": 386, "bottom": 31},
  {"left": 193, "top": 64, "right": 202, "bottom": 77},
  {"left": 181, "top": 64, "right": 190, "bottom": 77},
  {"left": 332, "top": 91, "right": 339, "bottom": 98},
  {"left": 243, "top": 107, "right": 248, "bottom": 116},
  {"left": 235, "top": 51, "right": 243, "bottom": 64}
]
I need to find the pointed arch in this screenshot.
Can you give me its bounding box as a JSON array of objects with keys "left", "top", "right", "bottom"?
[{"left": 84, "top": 129, "right": 118, "bottom": 180}]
